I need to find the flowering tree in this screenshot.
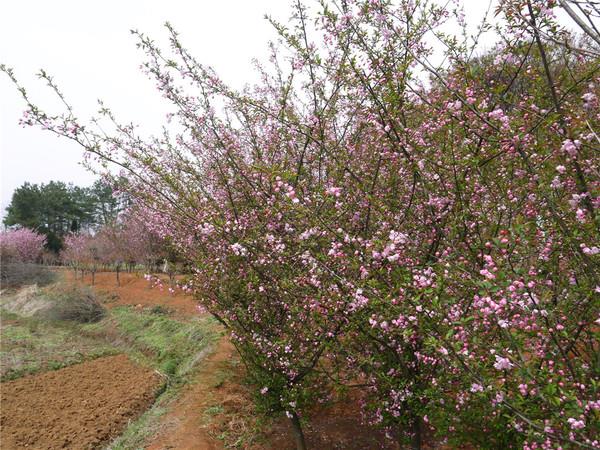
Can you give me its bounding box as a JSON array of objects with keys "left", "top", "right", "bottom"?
[
  {"left": 4, "top": 0, "right": 599, "bottom": 448},
  {"left": 0, "top": 228, "right": 46, "bottom": 263},
  {"left": 118, "top": 211, "right": 168, "bottom": 272},
  {"left": 95, "top": 211, "right": 173, "bottom": 285},
  {"left": 61, "top": 232, "right": 102, "bottom": 284},
  {"left": 61, "top": 208, "right": 173, "bottom": 286},
  {"left": 93, "top": 224, "right": 125, "bottom": 285}
]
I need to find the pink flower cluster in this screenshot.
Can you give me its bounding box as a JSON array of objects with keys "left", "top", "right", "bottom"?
[{"left": 0, "top": 228, "right": 46, "bottom": 263}]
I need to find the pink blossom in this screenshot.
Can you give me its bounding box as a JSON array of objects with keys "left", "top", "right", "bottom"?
[
  {"left": 567, "top": 418, "right": 585, "bottom": 430},
  {"left": 231, "top": 243, "right": 248, "bottom": 256},
  {"left": 561, "top": 139, "right": 580, "bottom": 157},
  {"left": 0, "top": 228, "right": 46, "bottom": 263},
  {"left": 493, "top": 355, "right": 513, "bottom": 371},
  {"left": 326, "top": 186, "right": 342, "bottom": 197},
  {"left": 470, "top": 383, "right": 484, "bottom": 393}
]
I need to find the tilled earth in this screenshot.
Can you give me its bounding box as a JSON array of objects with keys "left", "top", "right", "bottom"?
[{"left": 0, "top": 354, "right": 161, "bottom": 449}]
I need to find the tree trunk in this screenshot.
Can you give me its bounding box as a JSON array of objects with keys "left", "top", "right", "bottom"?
[
  {"left": 411, "top": 416, "right": 422, "bottom": 450},
  {"left": 91, "top": 270, "right": 95, "bottom": 286},
  {"left": 289, "top": 411, "right": 307, "bottom": 450},
  {"left": 116, "top": 265, "right": 120, "bottom": 287}
]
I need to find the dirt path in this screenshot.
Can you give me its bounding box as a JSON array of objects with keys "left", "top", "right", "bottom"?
[
  {"left": 147, "top": 338, "right": 236, "bottom": 450},
  {"left": 0, "top": 354, "right": 160, "bottom": 449}
]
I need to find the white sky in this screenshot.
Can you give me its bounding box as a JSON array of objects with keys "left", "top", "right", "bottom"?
[{"left": 0, "top": 0, "right": 499, "bottom": 221}]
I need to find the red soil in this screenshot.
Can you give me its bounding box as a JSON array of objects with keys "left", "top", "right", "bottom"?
[
  {"left": 0, "top": 354, "right": 160, "bottom": 449},
  {"left": 63, "top": 270, "right": 200, "bottom": 318},
  {"left": 263, "top": 396, "right": 396, "bottom": 450}
]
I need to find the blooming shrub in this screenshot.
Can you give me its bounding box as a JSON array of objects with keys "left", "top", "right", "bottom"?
[
  {"left": 0, "top": 228, "right": 46, "bottom": 263},
  {"left": 4, "top": 0, "right": 599, "bottom": 448},
  {"left": 0, "top": 228, "right": 51, "bottom": 288}
]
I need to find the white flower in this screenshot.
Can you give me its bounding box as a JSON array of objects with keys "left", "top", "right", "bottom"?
[{"left": 389, "top": 230, "right": 408, "bottom": 245}]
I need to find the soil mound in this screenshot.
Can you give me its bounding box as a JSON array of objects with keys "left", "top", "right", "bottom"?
[
  {"left": 0, "top": 284, "right": 50, "bottom": 317},
  {"left": 0, "top": 354, "right": 160, "bottom": 449}
]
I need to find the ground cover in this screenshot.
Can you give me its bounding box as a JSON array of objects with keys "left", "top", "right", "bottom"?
[{"left": 0, "top": 273, "right": 219, "bottom": 449}]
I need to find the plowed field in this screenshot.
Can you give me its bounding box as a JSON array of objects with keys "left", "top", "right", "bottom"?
[{"left": 0, "top": 354, "right": 160, "bottom": 449}]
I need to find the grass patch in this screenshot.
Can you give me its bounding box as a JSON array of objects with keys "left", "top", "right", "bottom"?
[
  {"left": 1, "top": 302, "right": 219, "bottom": 383},
  {"left": 0, "top": 262, "right": 56, "bottom": 289},
  {"left": 0, "top": 311, "right": 118, "bottom": 381},
  {"left": 148, "top": 305, "right": 173, "bottom": 316},
  {"left": 85, "top": 306, "right": 220, "bottom": 380},
  {"left": 199, "top": 355, "right": 271, "bottom": 450},
  {"left": 206, "top": 405, "right": 225, "bottom": 416},
  {"left": 35, "top": 284, "right": 106, "bottom": 323}
]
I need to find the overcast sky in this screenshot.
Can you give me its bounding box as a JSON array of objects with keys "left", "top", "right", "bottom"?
[{"left": 0, "top": 0, "right": 499, "bottom": 222}]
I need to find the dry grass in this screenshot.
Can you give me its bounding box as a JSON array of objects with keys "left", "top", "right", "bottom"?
[{"left": 202, "top": 357, "right": 271, "bottom": 449}]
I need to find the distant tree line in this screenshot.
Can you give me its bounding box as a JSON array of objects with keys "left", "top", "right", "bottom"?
[{"left": 3, "top": 180, "right": 129, "bottom": 252}]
